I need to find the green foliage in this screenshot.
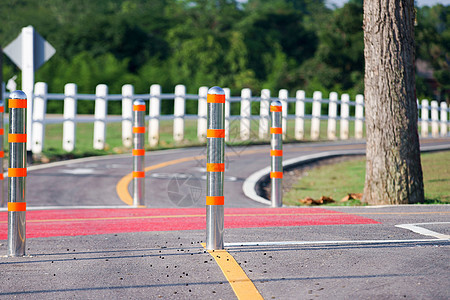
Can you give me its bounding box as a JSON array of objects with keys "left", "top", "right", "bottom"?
[{"left": 1, "top": 0, "right": 446, "bottom": 108}]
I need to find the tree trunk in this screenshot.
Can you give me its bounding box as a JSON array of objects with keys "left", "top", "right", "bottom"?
[{"left": 363, "top": 0, "right": 424, "bottom": 205}]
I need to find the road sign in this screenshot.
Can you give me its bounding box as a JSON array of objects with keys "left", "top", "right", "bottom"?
[
  {"left": 3, "top": 25, "right": 55, "bottom": 70},
  {"left": 2, "top": 26, "right": 55, "bottom": 152}
]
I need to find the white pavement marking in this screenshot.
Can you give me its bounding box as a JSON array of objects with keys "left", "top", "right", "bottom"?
[
  {"left": 396, "top": 222, "right": 450, "bottom": 240},
  {"left": 224, "top": 239, "right": 444, "bottom": 247},
  {"left": 59, "top": 168, "right": 96, "bottom": 175},
  {"left": 225, "top": 222, "right": 449, "bottom": 248}
]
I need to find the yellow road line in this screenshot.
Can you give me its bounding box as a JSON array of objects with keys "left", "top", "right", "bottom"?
[
  {"left": 116, "top": 149, "right": 268, "bottom": 206},
  {"left": 202, "top": 243, "right": 263, "bottom": 300}
]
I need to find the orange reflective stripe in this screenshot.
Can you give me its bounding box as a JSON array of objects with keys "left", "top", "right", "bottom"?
[
  {"left": 270, "top": 105, "right": 282, "bottom": 112},
  {"left": 133, "top": 127, "right": 146, "bottom": 134},
  {"left": 270, "top": 127, "right": 282, "bottom": 134},
  {"left": 207, "top": 94, "right": 225, "bottom": 103},
  {"left": 0, "top": 128, "right": 4, "bottom": 135},
  {"left": 270, "top": 150, "right": 283, "bottom": 156},
  {"left": 133, "top": 171, "right": 145, "bottom": 178},
  {"left": 9, "top": 99, "right": 27, "bottom": 108},
  {"left": 132, "top": 149, "right": 145, "bottom": 156},
  {"left": 133, "top": 105, "right": 146, "bottom": 111},
  {"left": 0, "top": 173, "right": 3, "bottom": 180},
  {"left": 8, "top": 168, "right": 27, "bottom": 177},
  {"left": 0, "top": 151, "right": 4, "bottom": 158},
  {"left": 0, "top": 106, "right": 4, "bottom": 113},
  {"left": 270, "top": 171, "right": 283, "bottom": 179},
  {"left": 207, "top": 163, "right": 225, "bottom": 172},
  {"left": 207, "top": 129, "right": 225, "bottom": 138},
  {"left": 9, "top": 134, "right": 27, "bottom": 143},
  {"left": 206, "top": 196, "right": 224, "bottom": 205},
  {"left": 8, "top": 202, "right": 26, "bottom": 212}
]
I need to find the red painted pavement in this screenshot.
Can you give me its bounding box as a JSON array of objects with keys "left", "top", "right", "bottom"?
[{"left": 0, "top": 207, "right": 379, "bottom": 240}]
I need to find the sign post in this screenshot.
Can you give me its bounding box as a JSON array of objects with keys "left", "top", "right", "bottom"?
[{"left": 3, "top": 25, "right": 55, "bottom": 153}]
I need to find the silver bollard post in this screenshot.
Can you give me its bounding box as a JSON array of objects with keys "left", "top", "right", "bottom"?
[
  {"left": 133, "top": 100, "right": 146, "bottom": 207},
  {"left": 206, "top": 86, "right": 225, "bottom": 250},
  {"left": 7, "top": 90, "right": 27, "bottom": 257},
  {"left": 0, "top": 98, "right": 4, "bottom": 207},
  {"left": 270, "top": 100, "right": 283, "bottom": 207}
]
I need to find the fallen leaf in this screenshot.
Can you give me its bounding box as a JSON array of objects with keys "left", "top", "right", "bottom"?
[{"left": 341, "top": 193, "right": 363, "bottom": 202}]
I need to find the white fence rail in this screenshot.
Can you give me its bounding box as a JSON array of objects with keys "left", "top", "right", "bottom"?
[{"left": 1, "top": 82, "right": 449, "bottom": 153}]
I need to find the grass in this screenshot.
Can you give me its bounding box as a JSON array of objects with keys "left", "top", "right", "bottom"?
[{"left": 283, "top": 151, "right": 450, "bottom": 206}]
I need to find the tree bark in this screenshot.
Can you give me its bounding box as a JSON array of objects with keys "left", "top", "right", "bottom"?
[{"left": 363, "top": 0, "right": 424, "bottom": 205}]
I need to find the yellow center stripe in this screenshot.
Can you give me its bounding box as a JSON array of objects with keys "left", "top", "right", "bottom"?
[{"left": 202, "top": 244, "right": 263, "bottom": 300}]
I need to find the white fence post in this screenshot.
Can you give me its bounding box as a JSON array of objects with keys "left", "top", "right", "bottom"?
[
  {"left": 440, "top": 102, "right": 448, "bottom": 136},
  {"left": 63, "top": 83, "right": 77, "bottom": 152},
  {"left": 295, "top": 90, "right": 305, "bottom": 140},
  {"left": 311, "top": 91, "right": 322, "bottom": 140},
  {"left": 327, "top": 92, "right": 338, "bottom": 140},
  {"left": 173, "top": 84, "right": 186, "bottom": 143},
  {"left": 259, "top": 89, "right": 270, "bottom": 139},
  {"left": 148, "top": 84, "right": 161, "bottom": 147},
  {"left": 224, "top": 88, "right": 231, "bottom": 142},
  {"left": 340, "top": 94, "right": 350, "bottom": 139},
  {"left": 31, "top": 82, "right": 47, "bottom": 153},
  {"left": 122, "top": 84, "right": 134, "bottom": 148},
  {"left": 431, "top": 101, "right": 439, "bottom": 137},
  {"left": 240, "top": 88, "right": 251, "bottom": 140},
  {"left": 197, "top": 86, "right": 208, "bottom": 142},
  {"left": 421, "top": 99, "right": 429, "bottom": 137},
  {"left": 93, "top": 84, "right": 108, "bottom": 150},
  {"left": 355, "top": 94, "right": 364, "bottom": 139},
  {"left": 278, "top": 89, "right": 288, "bottom": 139}
]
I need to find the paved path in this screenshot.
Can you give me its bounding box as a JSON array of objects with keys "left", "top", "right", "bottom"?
[{"left": 0, "top": 138, "right": 449, "bottom": 299}]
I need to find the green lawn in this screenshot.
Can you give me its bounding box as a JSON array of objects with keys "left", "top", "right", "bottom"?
[{"left": 283, "top": 151, "right": 450, "bottom": 205}]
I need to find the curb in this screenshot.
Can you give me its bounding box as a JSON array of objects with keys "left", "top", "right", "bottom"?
[{"left": 242, "top": 144, "right": 450, "bottom": 206}]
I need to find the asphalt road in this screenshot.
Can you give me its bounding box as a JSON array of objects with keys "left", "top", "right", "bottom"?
[
  {"left": 5, "top": 137, "right": 448, "bottom": 209},
  {"left": 0, "top": 138, "right": 449, "bottom": 299}
]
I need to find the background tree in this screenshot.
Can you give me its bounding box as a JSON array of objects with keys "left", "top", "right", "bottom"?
[{"left": 363, "top": 0, "right": 424, "bottom": 204}]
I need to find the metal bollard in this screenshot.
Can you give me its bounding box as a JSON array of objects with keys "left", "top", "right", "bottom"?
[
  {"left": 0, "top": 98, "right": 4, "bottom": 207},
  {"left": 206, "top": 86, "right": 225, "bottom": 250},
  {"left": 132, "top": 99, "right": 146, "bottom": 207},
  {"left": 7, "top": 90, "right": 27, "bottom": 257},
  {"left": 270, "top": 100, "right": 283, "bottom": 207}
]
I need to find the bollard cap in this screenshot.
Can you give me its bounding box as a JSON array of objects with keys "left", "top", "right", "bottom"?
[
  {"left": 133, "top": 99, "right": 145, "bottom": 106},
  {"left": 208, "top": 86, "right": 225, "bottom": 95},
  {"left": 9, "top": 90, "right": 27, "bottom": 100},
  {"left": 270, "top": 100, "right": 282, "bottom": 107}
]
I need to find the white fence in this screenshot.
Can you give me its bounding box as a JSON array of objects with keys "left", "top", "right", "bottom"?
[{"left": 1, "top": 82, "right": 449, "bottom": 154}]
